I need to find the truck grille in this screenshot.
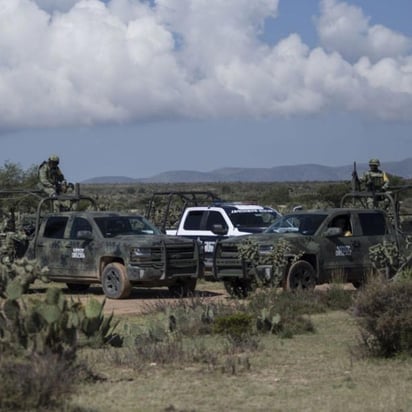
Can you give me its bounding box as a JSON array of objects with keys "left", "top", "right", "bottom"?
[
  {"left": 214, "top": 242, "right": 247, "bottom": 278},
  {"left": 216, "top": 243, "right": 239, "bottom": 259},
  {"left": 148, "top": 241, "right": 198, "bottom": 275},
  {"left": 150, "top": 242, "right": 196, "bottom": 261}
]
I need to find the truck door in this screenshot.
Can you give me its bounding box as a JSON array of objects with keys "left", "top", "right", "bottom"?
[
  {"left": 356, "top": 211, "right": 395, "bottom": 269},
  {"left": 36, "top": 216, "right": 97, "bottom": 280},
  {"left": 320, "top": 213, "right": 364, "bottom": 282},
  {"left": 35, "top": 216, "right": 69, "bottom": 276},
  {"left": 64, "top": 216, "right": 98, "bottom": 278}
]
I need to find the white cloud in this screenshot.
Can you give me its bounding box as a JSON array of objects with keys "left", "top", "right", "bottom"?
[
  {"left": 0, "top": 0, "right": 412, "bottom": 130},
  {"left": 317, "top": 0, "right": 412, "bottom": 62}
]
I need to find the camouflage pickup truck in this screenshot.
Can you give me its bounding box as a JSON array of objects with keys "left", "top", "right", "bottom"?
[
  {"left": 23, "top": 208, "right": 200, "bottom": 299},
  {"left": 0, "top": 191, "right": 200, "bottom": 299},
  {"left": 213, "top": 205, "right": 412, "bottom": 297}
]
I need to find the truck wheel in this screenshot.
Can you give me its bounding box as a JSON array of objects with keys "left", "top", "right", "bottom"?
[
  {"left": 168, "top": 278, "right": 197, "bottom": 298},
  {"left": 223, "top": 279, "right": 254, "bottom": 298},
  {"left": 66, "top": 283, "right": 90, "bottom": 292},
  {"left": 285, "top": 261, "right": 316, "bottom": 291},
  {"left": 101, "top": 263, "right": 132, "bottom": 299}
]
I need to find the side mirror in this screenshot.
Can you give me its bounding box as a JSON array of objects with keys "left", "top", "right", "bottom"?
[
  {"left": 77, "top": 230, "right": 93, "bottom": 240},
  {"left": 324, "top": 227, "right": 343, "bottom": 237},
  {"left": 211, "top": 224, "right": 228, "bottom": 236}
]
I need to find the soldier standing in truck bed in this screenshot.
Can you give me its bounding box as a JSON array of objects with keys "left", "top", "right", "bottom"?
[
  {"left": 38, "top": 154, "right": 75, "bottom": 212},
  {"left": 361, "top": 158, "right": 390, "bottom": 209},
  {"left": 362, "top": 158, "right": 390, "bottom": 193},
  {"left": 38, "top": 154, "right": 66, "bottom": 197}
]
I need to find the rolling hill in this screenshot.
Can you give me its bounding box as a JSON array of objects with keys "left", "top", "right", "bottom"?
[{"left": 83, "top": 158, "right": 412, "bottom": 184}]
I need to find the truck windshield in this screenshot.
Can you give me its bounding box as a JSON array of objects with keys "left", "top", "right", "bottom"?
[
  {"left": 229, "top": 210, "right": 280, "bottom": 233},
  {"left": 265, "top": 213, "right": 328, "bottom": 235},
  {"left": 94, "top": 216, "right": 161, "bottom": 238}
]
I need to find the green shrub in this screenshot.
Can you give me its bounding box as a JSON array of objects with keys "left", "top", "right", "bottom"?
[
  {"left": 352, "top": 278, "right": 412, "bottom": 357},
  {"left": 393, "top": 266, "right": 412, "bottom": 282},
  {"left": 140, "top": 296, "right": 247, "bottom": 336},
  {"left": 317, "top": 285, "right": 355, "bottom": 311},
  {"left": 248, "top": 289, "right": 319, "bottom": 337},
  {"left": 212, "top": 312, "right": 254, "bottom": 338}
]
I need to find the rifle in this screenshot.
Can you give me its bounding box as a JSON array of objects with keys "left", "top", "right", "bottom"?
[
  {"left": 55, "top": 180, "right": 74, "bottom": 195},
  {"left": 351, "top": 161, "right": 361, "bottom": 192}
]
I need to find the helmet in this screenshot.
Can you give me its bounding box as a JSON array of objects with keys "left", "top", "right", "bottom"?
[
  {"left": 48, "top": 154, "right": 60, "bottom": 163},
  {"left": 369, "top": 158, "right": 380, "bottom": 166}
]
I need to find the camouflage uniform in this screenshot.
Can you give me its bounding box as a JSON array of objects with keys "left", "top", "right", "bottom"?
[
  {"left": 0, "top": 215, "right": 28, "bottom": 263},
  {"left": 38, "top": 155, "right": 73, "bottom": 212},
  {"left": 38, "top": 154, "right": 66, "bottom": 197},
  {"left": 361, "top": 159, "right": 390, "bottom": 209}
]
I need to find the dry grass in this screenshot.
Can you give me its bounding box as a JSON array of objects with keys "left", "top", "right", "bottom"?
[{"left": 69, "top": 310, "right": 412, "bottom": 412}]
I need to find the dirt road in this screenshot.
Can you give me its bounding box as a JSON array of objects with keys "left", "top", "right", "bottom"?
[
  {"left": 29, "top": 280, "right": 355, "bottom": 317},
  {"left": 30, "top": 281, "right": 229, "bottom": 316}
]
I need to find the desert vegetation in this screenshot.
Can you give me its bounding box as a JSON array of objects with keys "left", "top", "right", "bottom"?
[
  {"left": 1, "top": 161, "right": 412, "bottom": 411},
  {"left": 1, "top": 262, "right": 411, "bottom": 411}
]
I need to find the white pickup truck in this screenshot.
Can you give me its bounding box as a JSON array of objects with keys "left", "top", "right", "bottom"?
[{"left": 145, "top": 192, "right": 281, "bottom": 276}]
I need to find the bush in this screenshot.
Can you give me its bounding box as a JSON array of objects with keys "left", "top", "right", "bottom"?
[
  {"left": 213, "top": 312, "right": 254, "bottom": 338},
  {"left": 0, "top": 352, "right": 78, "bottom": 411},
  {"left": 248, "top": 289, "right": 317, "bottom": 337},
  {"left": 352, "top": 278, "right": 412, "bottom": 357},
  {"left": 317, "top": 284, "right": 355, "bottom": 311}
]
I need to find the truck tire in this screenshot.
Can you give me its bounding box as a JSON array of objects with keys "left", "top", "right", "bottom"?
[
  {"left": 168, "top": 278, "right": 197, "bottom": 298},
  {"left": 101, "top": 263, "right": 132, "bottom": 299},
  {"left": 66, "top": 283, "right": 90, "bottom": 292},
  {"left": 223, "top": 279, "right": 254, "bottom": 298},
  {"left": 285, "top": 260, "right": 316, "bottom": 291}
]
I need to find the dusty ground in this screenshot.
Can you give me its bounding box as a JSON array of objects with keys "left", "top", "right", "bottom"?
[
  {"left": 30, "top": 280, "right": 230, "bottom": 316},
  {"left": 92, "top": 282, "right": 229, "bottom": 316},
  {"left": 29, "top": 280, "right": 355, "bottom": 316}
]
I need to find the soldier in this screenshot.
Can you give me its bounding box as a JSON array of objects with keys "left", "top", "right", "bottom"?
[
  {"left": 38, "top": 154, "right": 67, "bottom": 197},
  {"left": 0, "top": 211, "right": 28, "bottom": 263},
  {"left": 361, "top": 159, "right": 390, "bottom": 209},
  {"left": 362, "top": 158, "right": 390, "bottom": 193},
  {"left": 38, "top": 155, "right": 74, "bottom": 212}
]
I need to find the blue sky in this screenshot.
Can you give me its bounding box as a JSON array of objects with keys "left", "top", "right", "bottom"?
[{"left": 1, "top": 0, "right": 412, "bottom": 182}]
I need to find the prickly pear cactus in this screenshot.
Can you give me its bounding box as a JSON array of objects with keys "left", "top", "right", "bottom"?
[
  {"left": 256, "top": 308, "right": 281, "bottom": 333},
  {"left": 238, "top": 238, "right": 303, "bottom": 288},
  {"left": 369, "top": 241, "right": 404, "bottom": 278},
  {"left": 238, "top": 238, "right": 260, "bottom": 263},
  {"left": 0, "top": 257, "right": 47, "bottom": 298},
  {"left": 0, "top": 286, "right": 120, "bottom": 360}
]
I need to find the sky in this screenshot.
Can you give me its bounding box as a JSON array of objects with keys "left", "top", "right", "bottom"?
[{"left": 1, "top": 0, "right": 412, "bottom": 182}]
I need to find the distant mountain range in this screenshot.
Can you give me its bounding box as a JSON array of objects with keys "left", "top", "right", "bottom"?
[{"left": 82, "top": 158, "right": 412, "bottom": 184}]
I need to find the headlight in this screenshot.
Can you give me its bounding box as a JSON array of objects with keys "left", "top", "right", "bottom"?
[
  {"left": 259, "top": 245, "right": 273, "bottom": 255},
  {"left": 130, "top": 247, "right": 151, "bottom": 258}
]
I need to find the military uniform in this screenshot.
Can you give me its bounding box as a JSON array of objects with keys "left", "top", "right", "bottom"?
[
  {"left": 38, "top": 155, "right": 66, "bottom": 197},
  {"left": 361, "top": 159, "right": 390, "bottom": 208},
  {"left": 38, "top": 155, "right": 73, "bottom": 212}
]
